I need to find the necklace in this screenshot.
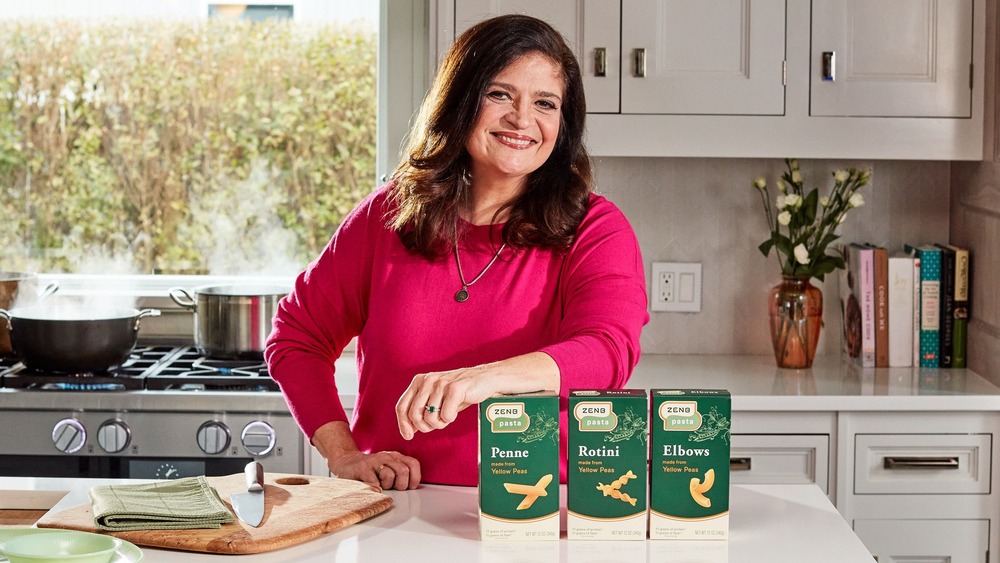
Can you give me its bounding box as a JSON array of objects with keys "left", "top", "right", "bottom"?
[{"left": 453, "top": 239, "right": 507, "bottom": 303}]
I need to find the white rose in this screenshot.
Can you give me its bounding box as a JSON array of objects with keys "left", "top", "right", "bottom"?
[
  {"left": 775, "top": 195, "right": 786, "bottom": 209},
  {"left": 791, "top": 170, "right": 802, "bottom": 184},
  {"left": 819, "top": 196, "right": 830, "bottom": 207},
  {"left": 753, "top": 177, "right": 766, "bottom": 190},
  {"left": 849, "top": 193, "right": 865, "bottom": 208},
  {"left": 776, "top": 179, "right": 787, "bottom": 194},
  {"left": 778, "top": 211, "right": 791, "bottom": 225},
  {"left": 793, "top": 244, "right": 810, "bottom": 265},
  {"left": 784, "top": 193, "right": 801, "bottom": 208},
  {"left": 834, "top": 169, "right": 849, "bottom": 183}
]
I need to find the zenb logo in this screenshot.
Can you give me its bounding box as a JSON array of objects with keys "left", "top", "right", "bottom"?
[
  {"left": 659, "top": 401, "right": 702, "bottom": 431},
  {"left": 574, "top": 401, "right": 618, "bottom": 432},
  {"left": 486, "top": 402, "right": 530, "bottom": 433}
]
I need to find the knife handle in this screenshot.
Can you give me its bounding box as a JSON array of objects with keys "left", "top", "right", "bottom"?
[{"left": 245, "top": 461, "right": 264, "bottom": 492}]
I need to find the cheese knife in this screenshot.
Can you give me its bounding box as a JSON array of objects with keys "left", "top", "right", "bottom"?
[{"left": 230, "top": 461, "right": 265, "bottom": 527}]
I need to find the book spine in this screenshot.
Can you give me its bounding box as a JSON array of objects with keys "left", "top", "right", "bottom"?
[
  {"left": 887, "top": 256, "right": 914, "bottom": 367},
  {"left": 952, "top": 248, "right": 970, "bottom": 368},
  {"left": 918, "top": 248, "right": 941, "bottom": 368},
  {"left": 912, "top": 257, "right": 921, "bottom": 367},
  {"left": 936, "top": 245, "right": 955, "bottom": 368},
  {"left": 873, "top": 246, "right": 889, "bottom": 367},
  {"left": 859, "top": 247, "right": 876, "bottom": 367}
]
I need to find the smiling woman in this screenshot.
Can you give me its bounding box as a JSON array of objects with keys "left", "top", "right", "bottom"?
[{"left": 0, "top": 2, "right": 377, "bottom": 277}]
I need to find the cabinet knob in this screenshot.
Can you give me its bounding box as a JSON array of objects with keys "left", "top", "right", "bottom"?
[
  {"left": 594, "top": 47, "right": 607, "bottom": 77},
  {"left": 822, "top": 51, "right": 836, "bottom": 81},
  {"left": 633, "top": 48, "right": 646, "bottom": 78}
]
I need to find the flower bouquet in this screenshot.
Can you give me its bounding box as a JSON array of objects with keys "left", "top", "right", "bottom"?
[{"left": 752, "top": 158, "right": 872, "bottom": 368}]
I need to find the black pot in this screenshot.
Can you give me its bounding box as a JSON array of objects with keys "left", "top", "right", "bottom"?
[{"left": 0, "top": 307, "right": 160, "bottom": 373}]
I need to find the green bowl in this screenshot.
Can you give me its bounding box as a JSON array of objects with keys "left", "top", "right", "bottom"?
[{"left": 0, "top": 531, "right": 121, "bottom": 563}]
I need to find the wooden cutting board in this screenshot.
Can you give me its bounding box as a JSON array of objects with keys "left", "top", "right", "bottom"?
[{"left": 35, "top": 473, "right": 393, "bottom": 555}]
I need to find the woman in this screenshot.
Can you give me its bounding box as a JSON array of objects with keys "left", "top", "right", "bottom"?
[{"left": 265, "top": 14, "right": 648, "bottom": 489}]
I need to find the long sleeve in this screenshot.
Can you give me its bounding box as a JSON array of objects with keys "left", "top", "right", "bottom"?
[{"left": 540, "top": 195, "right": 649, "bottom": 393}]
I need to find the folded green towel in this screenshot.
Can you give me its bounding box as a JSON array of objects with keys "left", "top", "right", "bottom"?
[{"left": 89, "top": 476, "right": 234, "bottom": 531}]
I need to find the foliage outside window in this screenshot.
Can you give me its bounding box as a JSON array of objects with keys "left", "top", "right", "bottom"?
[{"left": 0, "top": 18, "right": 376, "bottom": 275}]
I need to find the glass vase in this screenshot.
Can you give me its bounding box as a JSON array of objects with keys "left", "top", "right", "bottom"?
[{"left": 768, "top": 275, "right": 823, "bottom": 369}]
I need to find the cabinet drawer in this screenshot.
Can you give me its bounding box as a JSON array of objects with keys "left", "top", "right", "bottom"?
[
  {"left": 854, "top": 519, "right": 988, "bottom": 563},
  {"left": 730, "top": 434, "right": 829, "bottom": 494},
  {"left": 854, "top": 434, "right": 991, "bottom": 494}
]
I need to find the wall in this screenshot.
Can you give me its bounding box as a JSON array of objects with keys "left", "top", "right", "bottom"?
[
  {"left": 593, "top": 158, "right": 951, "bottom": 356},
  {"left": 951, "top": 160, "right": 1000, "bottom": 384}
]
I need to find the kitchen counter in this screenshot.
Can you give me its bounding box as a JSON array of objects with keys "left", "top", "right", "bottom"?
[
  {"left": 1, "top": 477, "right": 874, "bottom": 562},
  {"left": 329, "top": 353, "right": 1000, "bottom": 412},
  {"left": 2, "top": 353, "right": 997, "bottom": 414}
]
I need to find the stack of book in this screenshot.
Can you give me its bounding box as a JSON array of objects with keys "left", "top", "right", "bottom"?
[{"left": 838, "top": 242, "right": 971, "bottom": 368}]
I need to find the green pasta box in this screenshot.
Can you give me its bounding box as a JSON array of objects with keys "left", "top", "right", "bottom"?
[
  {"left": 650, "top": 389, "right": 731, "bottom": 540},
  {"left": 479, "top": 392, "right": 560, "bottom": 541},
  {"left": 567, "top": 389, "right": 648, "bottom": 540}
]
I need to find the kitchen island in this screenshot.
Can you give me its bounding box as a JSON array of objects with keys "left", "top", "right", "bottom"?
[{"left": 1, "top": 476, "right": 873, "bottom": 562}]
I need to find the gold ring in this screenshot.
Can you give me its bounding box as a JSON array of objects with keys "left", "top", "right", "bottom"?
[{"left": 376, "top": 464, "right": 386, "bottom": 474}]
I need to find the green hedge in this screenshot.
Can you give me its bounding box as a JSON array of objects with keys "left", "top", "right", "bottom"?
[{"left": 0, "top": 19, "right": 376, "bottom": 274}]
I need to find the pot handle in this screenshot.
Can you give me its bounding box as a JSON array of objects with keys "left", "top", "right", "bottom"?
[
  {"left": 168, "top": 287, "right": 197, "bottom": 311},
  {"left": 38, "top": 282, "right": 59, "bottom": 300},
  {"left": 0, "top": 309, "right": 10, "bottom": 330},
  {"left": 134, "top": 308, "right": 162, "bottom": 331}
]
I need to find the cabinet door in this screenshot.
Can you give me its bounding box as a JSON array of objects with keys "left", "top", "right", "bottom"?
[
  {"left": 811, "top": 0, "right": 974, "bottom": 117},
  {"left": 854, "top": 519, "right": 988, "bottom": 563},
  {"left": 453, "top": 1, "right": 620, "bottom": 113},
  {"left": 620, "top": 0, "right": 786, "bottom": 115},
  {"left": 730, "top": 434, "right": 830, "bottom": 494}
]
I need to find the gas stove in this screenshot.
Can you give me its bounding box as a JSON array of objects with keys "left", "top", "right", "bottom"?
[
  {"left": 0, "top": 345, "right": 278, "bottom": 392},
  {"left": 0, "top": 346, "right": 307, "bottom": 479}
]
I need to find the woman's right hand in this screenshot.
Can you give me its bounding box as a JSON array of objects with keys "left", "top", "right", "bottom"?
[
  {"left": 328, "top": 449, "right": 422, "bottom": 491},
  {"left": 312, "top": 420, "right": 422, "bottom": 490}
]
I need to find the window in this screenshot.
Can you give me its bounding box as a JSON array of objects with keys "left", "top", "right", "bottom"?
[{"left": 0, "top": 0, "right": 378, "bottom": 279}]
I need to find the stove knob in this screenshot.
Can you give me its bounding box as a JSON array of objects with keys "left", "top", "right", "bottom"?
[
  {"left": 241, "top": 421, "right": 276, "bottom": 456},
  {"left": 196, "top": 421, "right": 231, "bottom": 455},
  {"left": 52, "top": 418, "right": 87, "bottom": 454},
  {"left": 97, "top": 420, "right": 131, "bottom": 453}
]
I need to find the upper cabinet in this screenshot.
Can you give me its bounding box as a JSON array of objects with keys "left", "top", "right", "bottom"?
[
  {"left": 810, "top": 0, "right": 974, "bottom": 118},
  {"left": 434, "top": 0, "right": 987, "bottom": 160}
]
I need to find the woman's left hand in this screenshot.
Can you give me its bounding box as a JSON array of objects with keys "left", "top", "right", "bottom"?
[{"left": 394, "top": 352, "right": 560, "bottom": 440}]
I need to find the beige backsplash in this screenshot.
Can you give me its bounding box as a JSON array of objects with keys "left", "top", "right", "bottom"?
[{"left": 592, "top": 157, "right": 951, "bottom": 357}]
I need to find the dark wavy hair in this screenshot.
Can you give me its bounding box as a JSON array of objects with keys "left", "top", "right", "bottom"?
[{"left": 388, "top": 14, "right": 592, "bottom": 258}]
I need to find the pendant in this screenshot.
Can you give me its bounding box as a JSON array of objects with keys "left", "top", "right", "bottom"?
[{"left": 455, "top": 287, "right": 469, "bottom": 303}]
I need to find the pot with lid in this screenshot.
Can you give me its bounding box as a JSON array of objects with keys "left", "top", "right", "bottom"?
[
  {"left": 169, "top": 284, "right": 288, "bottom": 360},
  {"left": 0, "top": 305, "right": 160, "bottom": 373}
]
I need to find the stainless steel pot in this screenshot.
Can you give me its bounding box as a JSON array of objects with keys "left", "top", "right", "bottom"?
[
  {"left": 0, "top": 273, "right": 58, "bottom": 357},
  {"left": 0, "top": 306, "right": 160, "bottom": 373},
  {"left": 169, "top": 285, "right": 289, "bottom": 360}
]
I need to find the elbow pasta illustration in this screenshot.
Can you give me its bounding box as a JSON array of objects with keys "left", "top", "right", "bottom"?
[
  {"left": 689, "top": 468, "right": 715, "bottom": 508},
  {"left": 595, "top": 469, "right": 639, "bottom": 506}
]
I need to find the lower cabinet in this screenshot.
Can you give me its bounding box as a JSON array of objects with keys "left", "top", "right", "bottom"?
[
  {"left": 730, "top": 434, "right": 830, "bottom": 494},
  {"left": 840, "top": 412, "right": 998, "bottom": 563},
  {"left": 853, "top": 519, "right": 989, "bottom": 563}
]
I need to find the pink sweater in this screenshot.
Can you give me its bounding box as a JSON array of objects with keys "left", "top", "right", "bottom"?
[{"left": 265, "top": 185, "right": 648, "bottom": 486}]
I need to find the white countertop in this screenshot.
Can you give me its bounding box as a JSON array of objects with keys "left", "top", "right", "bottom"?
[
  {"left": 332, "top": 353, "right": 1000, "bottom": 412},
  {"left": 1, "top": 477, "right": 875, "bottom": 562}
]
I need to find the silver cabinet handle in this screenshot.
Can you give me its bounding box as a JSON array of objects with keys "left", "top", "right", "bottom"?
[
  {"left": 633, "top": 48, "right": 646, "bottom": 77},
  {"left": 594, "top": 47, "right": 606, "bottom": 77},
  {"left": 730, "top": 457, "right": 752, "bottom": 471},
  {"left": 882, "top": 456, "right": 959, "bottom": 470},
  {"left": 822, "top": 51, "right": 835, "bottom": 81}
]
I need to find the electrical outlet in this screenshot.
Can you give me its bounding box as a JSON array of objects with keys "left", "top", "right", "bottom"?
[
  {"left": 659, "top": 271, "right": 675, "bottom": 303},
  {"left": 650, "top": 262, "right": 702, "bottom": 312}
]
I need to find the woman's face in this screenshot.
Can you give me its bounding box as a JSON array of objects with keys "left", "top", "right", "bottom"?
[{"left": 465, "top": 52, "right": 564, "bottom": 190}]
